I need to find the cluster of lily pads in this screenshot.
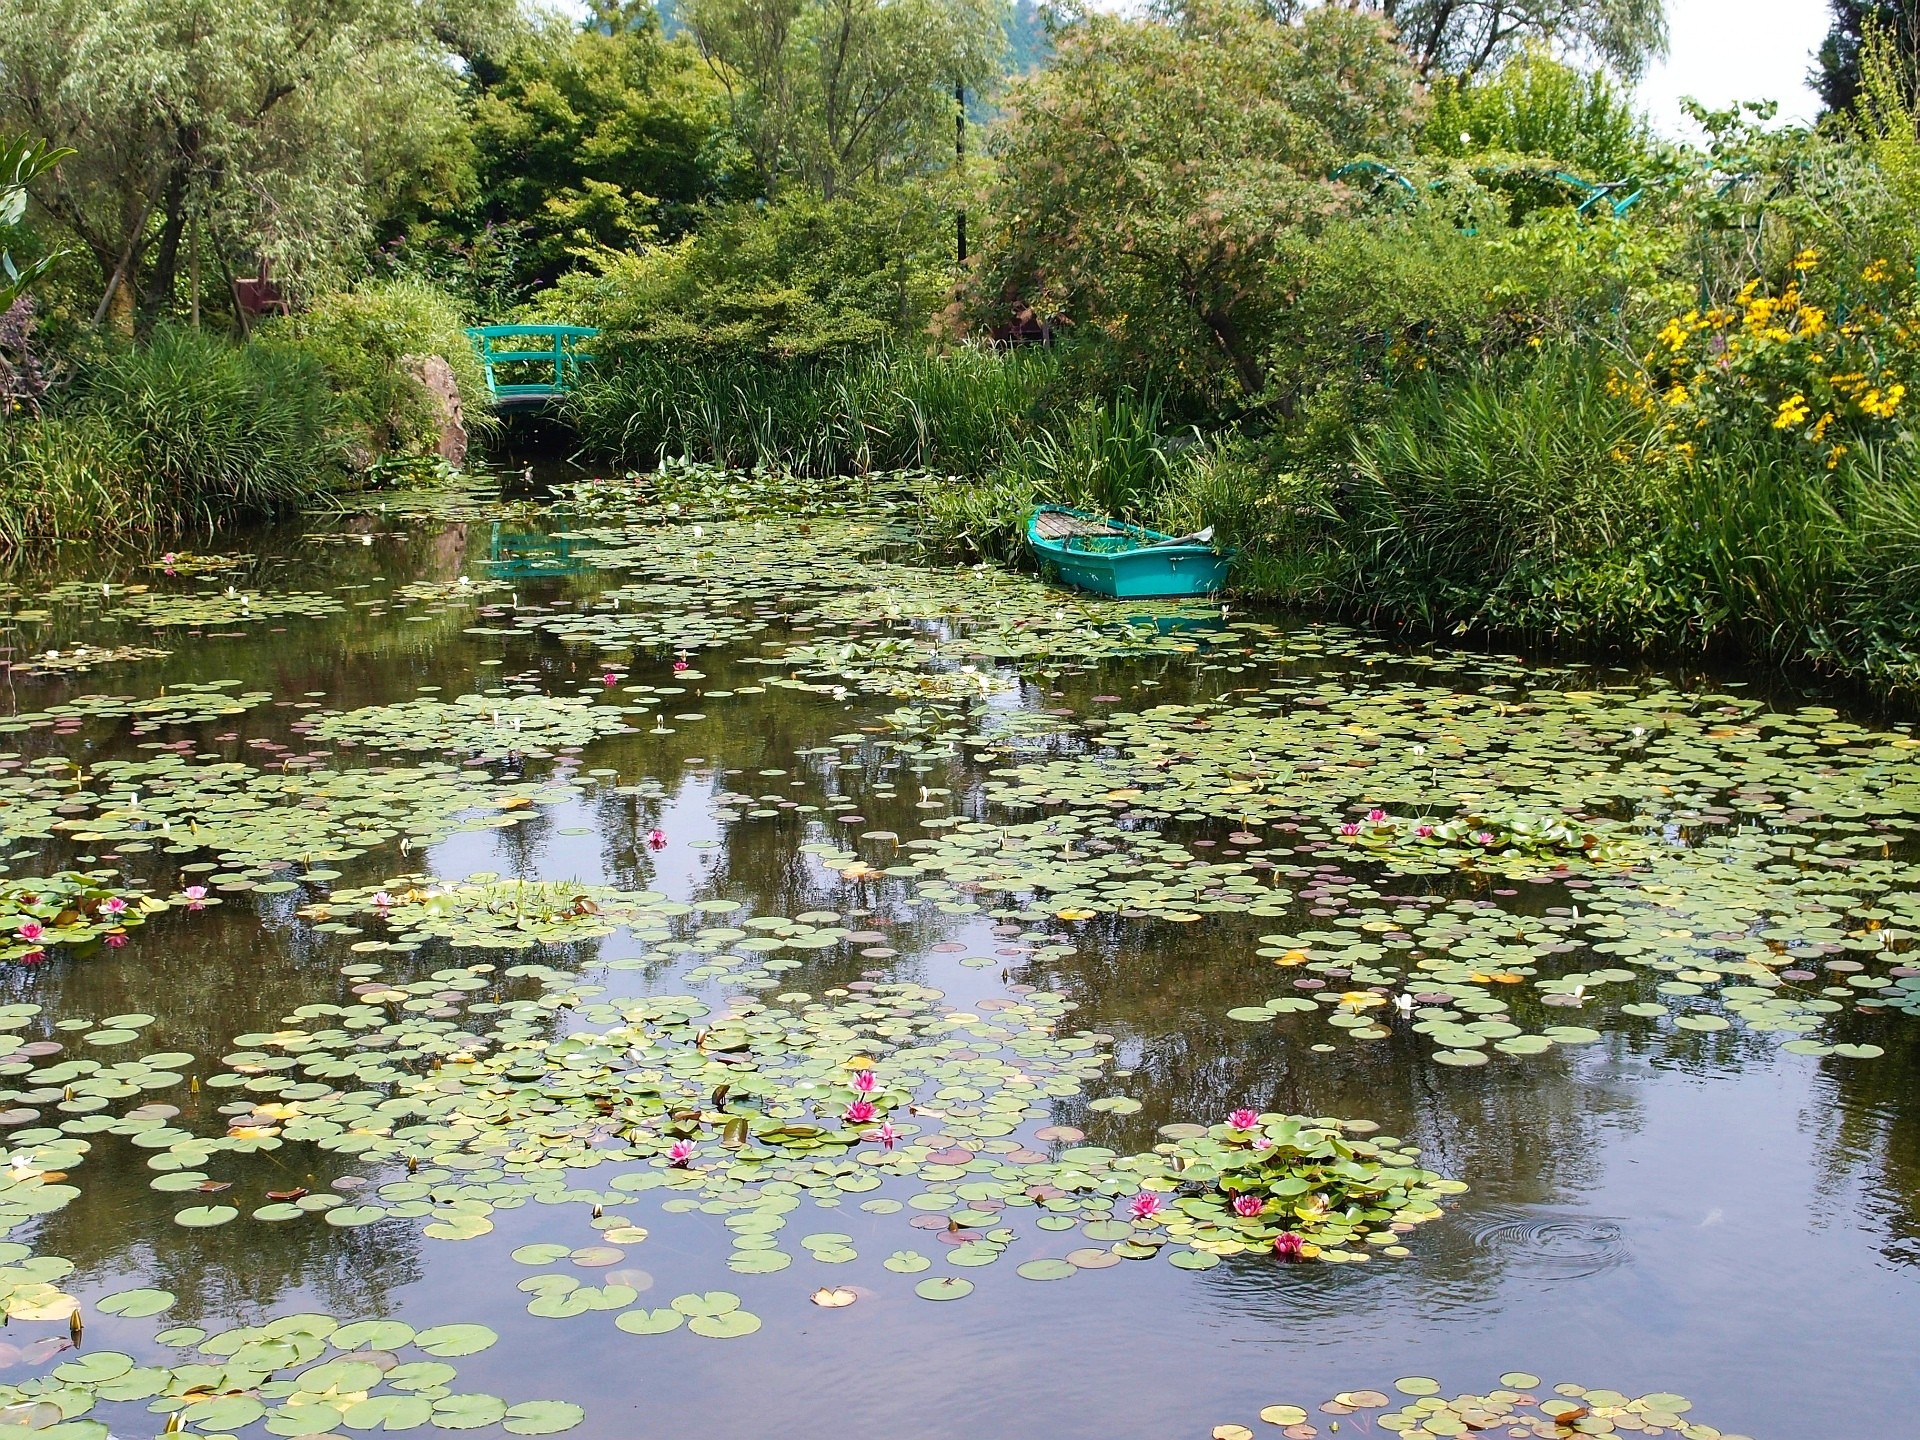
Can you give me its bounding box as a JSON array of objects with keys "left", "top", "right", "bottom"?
[
  {"left": 0, "top": 643, "right": 172, "bottom": 677},
  {"left": 1212, "top": 1375, "right": 1743, "bottom": 1440},
  {"left": 112, "top": 589, "right": 349, "bottom": 628},
  {"left": 159, "top": 955, "right": 1458, "bottom": 1295},
  {"left": 0, "top": 682, "right": 272, "bottom": 737},
  {"left": 0, "top": 755, "right": 583, "bottom": 871},
  {"left": 0, "top": 872, "right": 170, "bottom": 963},
  {"left": 301, "top": 875, "right": 684, "bottom": 952},
  {"left": 0, "top": 1015, "right": 587, "bottom": 1437},
  {"left": 304, "top": 693, "right": 635, "bottom": 760}
]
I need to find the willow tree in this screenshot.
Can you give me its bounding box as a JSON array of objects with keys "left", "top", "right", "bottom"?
[
  {"left": 0, "top": 0, "right": 520, "bottom": 331},
  {"left": 1205, "top": 1, "right": 1667, "bottom": 79},
  {"left": 681, "top": 0, "right": 1005, "bottom": 197}
]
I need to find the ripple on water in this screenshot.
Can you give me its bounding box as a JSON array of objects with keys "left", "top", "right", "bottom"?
[{"left": 1464, "top": 1205, "right": 1631, "bottom": 1282}]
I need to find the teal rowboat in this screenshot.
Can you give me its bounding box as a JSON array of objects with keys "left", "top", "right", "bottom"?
[{"left": 1026, "top": 505, "right": 1232, "bottom": 599}]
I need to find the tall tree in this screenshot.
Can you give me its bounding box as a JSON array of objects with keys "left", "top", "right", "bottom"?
[
  {"left": 1816, "top": 1, "right": 1919, "bottom": 113},
  {"left": 1230, "top": 1, "right": 1667, "bottom": 79},
  {"left": 681, "top": 0, "right": 1006, "bottom": 196},
  {"left": 0, "top": 0, "right": 520, "bottom": 331},
  {"left": 974, "top": 0, "right": 1421, "bottom": 399},
  {"left": 463, "top": 3, "right": 743, "bottom": 286}
]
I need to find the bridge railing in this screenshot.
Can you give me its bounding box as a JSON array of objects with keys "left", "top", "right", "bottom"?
[{"left": 465, "top": 324, "right": 599, "bottom": 407}]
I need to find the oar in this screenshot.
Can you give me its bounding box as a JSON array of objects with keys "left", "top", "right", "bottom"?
[{"left": 1141, "top": 526, "right": 1214, "bottom": 548}]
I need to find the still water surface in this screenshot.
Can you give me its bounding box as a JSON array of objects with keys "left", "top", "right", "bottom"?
[{"left": 0, "top": 475, "right": 1915, "bottom": 1438}]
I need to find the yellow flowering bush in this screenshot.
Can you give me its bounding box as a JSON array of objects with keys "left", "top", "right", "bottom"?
[{"left": 1618, "top": 250, "right": 1916, "bottom": 468}]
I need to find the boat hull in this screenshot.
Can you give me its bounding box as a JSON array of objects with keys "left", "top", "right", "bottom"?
[{"left": 1026, "top": 507, "right": 1232, "bottom": 598}]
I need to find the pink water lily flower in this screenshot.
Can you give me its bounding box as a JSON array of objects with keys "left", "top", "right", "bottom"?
[
  {"left": 646, "top": 829, "right": 667, "bottom": 850},
  {"left": 1228, "top": 1108, "right": 1259, "bottom": 1131},
  {"left": 1128, "top": 1192, "right": 1163, "bottom": 1222},
  {"left": 850, "top": 1069, "right": 877, "bottom": 1094},
  {"left": 1339, "top": 823, "right": 1360, "bottom": 837},
  {"left": 1366, "top": 808, "right": 1387, "bottom": 822},
  {"left": 667, "top": 1139, "right": 696, "bottom": 1166},
  {"left": 1273, "top": 1231, "right": 1305, "bottom": 1259},
  {"left": 371, "top": 892, "right": 395, "bottom": 909},
  {"left": 16, "top": 922, "right": 43, "bottom": 943},
  {"left": 844, "top": 1098, "right": 877, "bottom": 1125},
  {"left": 1232, "top": 1195, "right": 1264, "bottom": 1218},
  {"left": 672, "top": 659, "right": 689, "bottom": 673},
  {"left": 875, "top": 1122, "right": 896, "bottom": 1149},
  {"left": 603, "top": 672, "right": 618, "bottom": 687},
  {"left": 1415, "top": 824, "right": 1435, "bottom": 839},
  {"left": 102, "top": 896, "right": 127, "bottom": 916},
  {"left": 183, "top": 885, "right": 208, "bottom": 901}
]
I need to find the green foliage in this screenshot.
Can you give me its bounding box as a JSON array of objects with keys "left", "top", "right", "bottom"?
[
  {"left": 0, "top": 137, "right": 72, "bottom": 313},
  {"left": 1421, "top": 47, "right": 1659, "bottom": 181},
  {"left": 1341, "top": 345, "right": 1669, "bottom": 639},
  {"left": 460, "top": 6, "right": 744, "bottom": 287},
  {"left": 0, "top": 329, "right": 341, "bottom": 548},
  {"left": 1852, "top": 18, "right": 1920, "bottom": 233},
  {"left": 681, "top": 0, "right": 1004, "bottom": 197},
  {"left": 1817, "top": 0, "right": 1918, "bottom": 114},
  {"left": 970, "top": 0, "right": 1421, "bottom": 406},
  {"left": 537, "top": 187, "right": 953, "bottom": 362},
  {"left": 1367, "top": 0, "right": 1668, "bottom": 80},
  {"left": 0, "top": 0, "right": 520, "bottom": 329},
  {"left": 258, "top": 280, "right": 492, "bottom": 461},
  {"left": 565, "top": 340, "right": 1061, "bottom": 474}
]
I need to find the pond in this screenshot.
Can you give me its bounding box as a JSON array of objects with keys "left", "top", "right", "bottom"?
[{"left": 0, "top": 463, "right": 1914, "bottom": 1440}]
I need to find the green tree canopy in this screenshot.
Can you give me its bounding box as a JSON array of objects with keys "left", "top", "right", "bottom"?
[
  {"left": 681, "top": 0, "right": 1006, "bottom": 197},
  {"left": 971, "top": 0, "right": 1421, "bottom": 401},
  {"left": 0, "top": 0, "right": 521, "bottom": 330},
  {"left": 462, "top": 2, "right": 745, "bottom": 287},
  {"left": 1817, "top": 1, "right": 1919, "bottom": 113},
  {"left": 1229, "top": 0, "right": 1667, "bottom": 79},
  {"left": 1422, "top": 46, "right": 1658, "bottom": 179}
]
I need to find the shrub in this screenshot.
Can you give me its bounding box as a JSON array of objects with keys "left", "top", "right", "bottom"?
[
  {"left": 0, "top": 327, "right": 342, "bottom": 549},
  {"left": 258, "top": 279, "right": 490, "bottom": 462},
  {"left": 534, "top": 187, "right": 954, "bottom": 364},
  {"left": 1341, "top": 343, "right": 1674, "bottom": 641}
]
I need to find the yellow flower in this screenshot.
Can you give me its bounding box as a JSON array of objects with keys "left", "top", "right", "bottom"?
[
  {"left": 1793, "top": 248, "right": 1819, "bottom": 272},
  {"left": 1773, "top": 394, "right": 1811, "bottom": 430},
  {"left": 1863, "top": 259, "right": 1891, "bottom": 283},
  {"left": 1664, "top": 384, "right": 1691, "bottom": 408}
]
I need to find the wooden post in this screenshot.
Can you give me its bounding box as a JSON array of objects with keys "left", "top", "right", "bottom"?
[
  {"left": 188, "top": 211, "right": 201, "bottom": 328},
  {"left": 955, "top": 81, "right": 967, "bottom": 266}
]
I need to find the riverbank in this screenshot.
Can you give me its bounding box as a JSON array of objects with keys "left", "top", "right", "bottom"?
[{"left": 550, "top": 340, "right": 1920, "bottom": 706}]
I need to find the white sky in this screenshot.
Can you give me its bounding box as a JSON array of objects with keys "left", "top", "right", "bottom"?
[{"left": 1635, "top": 0, "right": 1832, "bottom": 136}]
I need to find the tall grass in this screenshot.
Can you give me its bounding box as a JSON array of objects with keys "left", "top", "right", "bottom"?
[
  {"left": 0, "top": 328, "right": 342, "bottom": 551},
  {"left": 1331, "top": 342, "right": 1920, "bottom": 689},
  {"left": 1342, "top": 345, "right": 1665, "bottom": 636},
  {"left": 562, "top": 343, "right": 1066, "bottom": 476}
]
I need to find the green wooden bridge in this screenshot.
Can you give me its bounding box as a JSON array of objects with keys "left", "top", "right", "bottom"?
[{"left": 465, "top": 324, "right": 599, "bottom": 408}]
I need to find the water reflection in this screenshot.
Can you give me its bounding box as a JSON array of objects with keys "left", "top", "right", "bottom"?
[{"left": 0, "top": 498, "right": 1915, "bottom": 1436}]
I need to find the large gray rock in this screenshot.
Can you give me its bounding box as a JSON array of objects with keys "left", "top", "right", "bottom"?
[{"left": 402, "top": 353, "right": 468, "bottom": 467}]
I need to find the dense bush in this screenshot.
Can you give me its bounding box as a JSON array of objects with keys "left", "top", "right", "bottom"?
[
  {"left": 258, "top": 280, "right": 491, "bottom": 461},
  {"left": 0, "top": 328, "right": 341, "bottom": 548},
  {"left": 535, "top": 187, "right": 955, "bottom": 364}
]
